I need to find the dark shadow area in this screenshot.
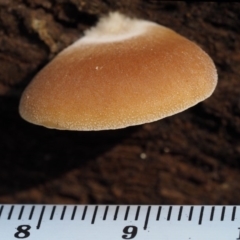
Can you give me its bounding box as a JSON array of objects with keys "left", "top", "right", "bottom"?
[
  {"left": 54, "top": 2, "right": 99, "bottom": 28},
  {"left": 0, "top": 96, "right": 139, "bottom": 195},
  {"left": 187, "top": 103, "right": 240, "bottom": 168}
]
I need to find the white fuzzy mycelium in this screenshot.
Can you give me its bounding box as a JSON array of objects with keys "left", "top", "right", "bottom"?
[{"left": 75, "top": 12, "right": 157, "bottom": 44}]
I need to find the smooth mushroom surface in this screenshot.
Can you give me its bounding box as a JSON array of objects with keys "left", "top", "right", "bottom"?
[{"left": 19, "top": 12, "right": 218, "bottom": 130}]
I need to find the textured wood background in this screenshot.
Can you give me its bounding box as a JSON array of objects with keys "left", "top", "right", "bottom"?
[{"left": 0, "top": 1, "right": 240, "bottom": 204}]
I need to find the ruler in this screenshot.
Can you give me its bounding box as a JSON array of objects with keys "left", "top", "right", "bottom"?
[{"left": 0, "top": 204, "right": 240, "bottom": 239}]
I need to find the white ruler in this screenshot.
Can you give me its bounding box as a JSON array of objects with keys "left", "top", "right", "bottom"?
[{"left": 0, "top": 204, "right": 240, "bottom": 240}]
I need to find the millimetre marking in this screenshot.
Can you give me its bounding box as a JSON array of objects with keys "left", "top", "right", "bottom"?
[
  {"left": 178, "top": 206, "right": 183, "bottom": 221},
  {"left": 135, "top": 206, "right": 140, "bottom": 220},
  {"left": 198, "top": 207, "right": 204, "bottom": 225},
  {"left": 144, "top": 206, "right": 151, "bottom": 230},
  {"left": 29, "top": 206, "right": 35, "bottom": 220},
  {"left": 124, "top": 206, "right": 130, "bottom": 220},
  {"left": 210, "top": 206, "right": 215, "bottom": 221},
  {"left": 2, "top": 204, "right": 238, "bottom": 234},
  {"left": 8, "top": 206, "right": 14, "bottom": 220},
  {"left": 103, "top": 206, "right": 109, "bottom": 220},
  {"left": 50, "top": 206, "right": 56, "bottom": 220},
  {"left": 61, "top": 206, "right": 66, "bottom": 220},
  {"left": 0, "top": 206, "right": 4, "bottom": 218},
  {"left": 36, "top": 206, "right": 45, "bottom": 229},
  {"left": 18, "top": 206, "right": 25, "bottom": 220},
  {"left": 82, "top": 206, "right": 87, "bottom": 220},
  {"left": 188, "top": 207, "right": 194, "bottom": 221},
  {"left": 156, "top": 206, "right": 162, "bottom": 221},
  {"left": 114, "top": 206, "right": 119, "bottom": 220},
  {"left": 71, "top": 206, "right": 77, "bottom": 220},
  {"left": 167, "top": 206, "right": 172, "bottom": 221},
  {"left": 221, "top": 206, "right": 225, "bottom": 221},
  {"left": 91, "top": 206, "right": 98, "bottom": 224},
  {"left": 232, "top": 206, "right": 236, "bottom": 221}
]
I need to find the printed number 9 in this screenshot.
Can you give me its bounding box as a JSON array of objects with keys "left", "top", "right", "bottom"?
[{"left": 122, "top": 226, "right": 138, "bottom": 239}]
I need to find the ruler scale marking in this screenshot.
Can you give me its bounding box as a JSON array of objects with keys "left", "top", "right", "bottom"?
[
  {"left": 61, "top": 206, "right": 66, "bottom": 220},
  {"left": 156, "top": 206, "right": 162, "bottom": 221},
  {"left": 210, "top": 206, "right": 215, "bottom": 221},
  {"left": 135, "top": 206, "right": 140, "bottom": 220},
  {"left": 0, "top": 205, "right": 4, "bottom": 218},
  {"left": 232, "top": 206, "right": 236, "bottom": 221},
  {"left": 91, "top": 206, "right": 98, "bottom": 224},
  {"left": 188, "top": 206, "right": 193, "bottom": 221},
  {"left": 29, "top": 206, "right": 35, "bottom": 220},
  {"left": 114, "top": 206, "right": 119, "bottom": 220},
  {"left": 103, "top": 206, "right": 109, "bottom": 220},
  {"left": 36, "top": 206, "right": 45, "bottom": 229},
  {"left": 124, "top": 206, "right": 130, "bottom": 220},
  {"left": 144, "top": 206, "right": 151, "bottom": 230},
  {"left": 167, "top": 206, "right": 172, "bottom": 221},
  {"left": 1, "top": 204, "right": 240, "bottom": 239},
  {"left": 8, "top": 205, "right": 14, "bottom": 220},
  {"left": 198, "top": 206, "right": 204, "bottom": 225},
  {"left": 71, "top": 206, "right": 77, "bottom": 220},
  {"left": 221, "top": 206, "right": 225, "bottom": 221},
  {"left": 50, "top": 206, "right": 56, "bottom": 220},
  {"left": 82, "top": 206, "right": 87, "bottom": 220},
  {"left": 18, "top": 206, "right": 25, "bottom": 220},
  {"left": 178, "top": 206, "right": 183, "bottom": 221}
]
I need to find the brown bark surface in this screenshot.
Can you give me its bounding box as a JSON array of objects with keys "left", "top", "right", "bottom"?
[{"left": 0, "top": 1, "right": 240, "bottom": 205}]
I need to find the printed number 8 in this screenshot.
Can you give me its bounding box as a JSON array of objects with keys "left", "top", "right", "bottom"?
[
  {"left": 14, "top": 225, "right": 31, "bottom": 238},
  {"left": 122, "top": 226, "right": 138, "bottom": 239}
]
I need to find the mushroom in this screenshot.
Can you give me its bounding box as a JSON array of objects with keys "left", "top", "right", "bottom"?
[{"left": 19, "top": 12, "right": 217, "bottom": 131}]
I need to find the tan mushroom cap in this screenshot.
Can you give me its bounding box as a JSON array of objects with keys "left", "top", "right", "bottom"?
[{"left": 19, "top": 13, "right": 217, "bottom": 130}]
